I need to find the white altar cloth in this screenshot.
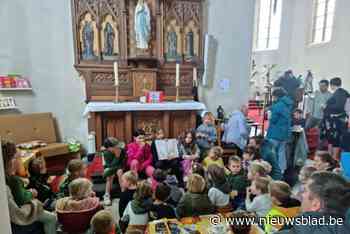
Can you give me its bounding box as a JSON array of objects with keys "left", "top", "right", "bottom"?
[{"left": 83, "top": 101, "right": 206, "bottom": 116}]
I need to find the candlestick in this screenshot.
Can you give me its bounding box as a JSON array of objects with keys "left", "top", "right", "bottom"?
[
  {"left": 193, "top": 67, "right": 197, "bottom": 87},
  {"left": 176, "top": 63, "right": 180, "bottom": 87},
  {"left": 114, "top": 62, "right": 119, "bottom": 86}
]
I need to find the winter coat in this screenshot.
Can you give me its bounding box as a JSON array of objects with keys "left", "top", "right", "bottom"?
[
  {"left": 126, "top": 142, "right": 153, "bottom": 171},
  {"left": 176, "top": 192, "right": 215, "bottom": 218},
  {"left": 267, "top": 96, "right": 293, "bottom": 141}
]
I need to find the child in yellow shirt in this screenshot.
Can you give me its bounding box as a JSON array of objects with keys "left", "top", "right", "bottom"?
[{"left": 203, "top": 146, "right": 225, "bottom": 170}]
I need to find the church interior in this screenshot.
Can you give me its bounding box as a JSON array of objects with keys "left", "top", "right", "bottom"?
[{"left": 0, "top": 0, "right": 350, "bottom": 234}]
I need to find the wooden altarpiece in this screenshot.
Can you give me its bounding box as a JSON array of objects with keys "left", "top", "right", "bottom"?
[{"left": 71, "top": 0, "right": 204, "bottom": 148}]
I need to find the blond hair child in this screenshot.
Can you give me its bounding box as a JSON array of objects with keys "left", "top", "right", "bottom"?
[
  {"left": 119, "top": 171, "right": 138, "bottom": 218},
  {"left": 203, "top": 146, "right": 225, "bottom": 170},
  {"left": 245, "top": 177, "right": 272, "bottom": 217},
  {"left": 176, "top": 174, "right": 215, "bottom": 218},
  {"left": 265, "top": 181, "right": 301, "bottom": 233},
  {"left": 90, "top": 210, "right": 116, "bottom": 234}
]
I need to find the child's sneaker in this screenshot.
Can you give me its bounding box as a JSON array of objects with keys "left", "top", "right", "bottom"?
[{"left": 103, "top": 193, "right": 111, "bottom": 206}]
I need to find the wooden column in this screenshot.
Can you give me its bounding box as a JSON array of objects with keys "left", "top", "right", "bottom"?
[
  {"left": 156, "top": 0, "right": 164, "bottom": 64},
  {"left": 125, "top": 111, "right": 133, "bottom": 143},
  {"left": 120, "top": 0, "right": 128, "bottom": 66},
  {"left": 163, "top": 111, "right": 170, "bottom": 138},
  {"left": 95, "top": 113, "right": 103, "bottom": 151}
]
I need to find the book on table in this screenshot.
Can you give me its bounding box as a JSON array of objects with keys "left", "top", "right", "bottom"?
[{"left": 155, "top": 139, "right": 179, "bottom": 160}]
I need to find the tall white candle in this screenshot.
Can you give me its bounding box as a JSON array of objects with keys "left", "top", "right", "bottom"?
[
  {"left": 193, "top": 67, "right": 197, "bottom": 86},
  {"left": 114, "top": 62, "right": 119, "bottom": 86},
  {"left": 176, "top": 63, "right": 180, "bottom": 87}
]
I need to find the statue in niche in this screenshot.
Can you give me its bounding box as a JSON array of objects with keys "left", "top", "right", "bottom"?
[
  {"left": 82, "top": 21, "right": 95, "bottom": 60},
  {"left": 167, "top": 31, "right": 177, "bottom": 59},
  {"left": 104, "top": 22, "right": 115, "bottom": 56},
  {"left": 186, "top": 31, "right": 194, "bottom": 58},
  {"left": 134, "top": 0, "right": 151, "bottom": 49}
]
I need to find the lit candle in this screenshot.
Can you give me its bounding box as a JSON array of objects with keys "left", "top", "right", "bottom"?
[
  {"left": 176, "top": 63, "right": 180, "bottom": 87},
  {"left": 193, "top": 67, "right": 197, "bottom": 86},
  {"left": 114, "top": 62, "right": 119, "bottom": 86}
]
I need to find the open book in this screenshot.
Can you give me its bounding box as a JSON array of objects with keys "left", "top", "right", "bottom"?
[{"left": 155, "top": 139, "right": 179, "bottom": 160}]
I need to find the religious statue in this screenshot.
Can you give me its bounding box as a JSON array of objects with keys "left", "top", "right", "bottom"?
[
  {"left": 82, "top": 21, "right": 95, "bottom": 60},
  {"left": 104, "top": 22, "right": 115, "bottom": 56},
  {"left": 167, "top": 31, "right": 177, "bottom": 59},
  {"left": 186, "top": 31, "right": 194, "bottom": 58},
  {"left": 134, "top": 0, "right": 151, "bottom": 49}
]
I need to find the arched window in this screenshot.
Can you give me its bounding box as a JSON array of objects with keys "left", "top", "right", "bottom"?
[
  {"left": 254, "top": 0, "right": 283, "bottom": 51},
  {"left": 311, "top": 0, "right": 336, "bottom": 44}
]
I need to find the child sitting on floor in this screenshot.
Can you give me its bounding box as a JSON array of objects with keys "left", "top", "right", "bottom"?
[
  {"left": 292, "top": 165, "right": 317, "bottom": 202},
  {"left": 207, "top": 164, "right": 232, "bottom": 211},
  {"left": 149, "top": 183, "right": 176, "bottom": 221},
  {"left": 119, "top": 171, "right": 138, "bottom": 219},
  {"left": 247, "top": 161, "right": 268, "bottom": 181},
  {"left": 196, "top": 112, "right": 217, "bottom": 160},
  {"left": 265, "top": 181, "right": 301, "bottom": 233},
  {"left": 242, "top": 146, "right": 258, "bottom": 171},
  {"left": 151, "top": 168, "right": 167, "bottom": 192},
  {"left": 203, "top": 146, "right": 225, "bottom": 170},
  {"left": 59, "top": 159, "right": 86, "bottom": 198},
  {"left": 314, "top": 152, "right": 337, "bottom": 172},
  {"left": 120, "top": 180, "right": 153, "bottom": 233},
  {"left": 56, "top": 178, "right": 100, "bottom": 212},
  {"left": 3, "top": 141, "right": 57, "bottom": 234},
  {"left": 164, "top": 175, "right": 184, "bottom": 207},
  {"left": 178, "top": 129, "right": 200, "bottom": 178},
  {"left": 176, "top": 174, "right": 215, "bottom": 218},
  {"left": 28, "top": 157, "right": 56, "bottom": 210},
  {"left": 101, "top": 137, "right": 126, "bottom": 206},
  {"left": 191, "top": 162, "right": 206, "bottom": 178},
  {"left": 127, "top": 129, "right": 154, "bottom": 179},
  {"left": 90, "top": 210, "right": 119, "bottom": 234},
  {"left": 226, "top": 156, "right": 248, "bottom": 209},
  {"left": 245, "top": 177, "right": 272, "bottom": 217}
]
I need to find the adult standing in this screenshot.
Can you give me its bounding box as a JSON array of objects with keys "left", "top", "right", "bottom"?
[
  {"left": 266, "top": 88, "right": 293, "bottom": 175},
  {"left": 321, "top": 77, "right": 350, "bottom": 160},
  {"left": 221, "top": 105, "right": 250, "bottom": 156},
  {"left": 305, "top": 80, "right": 332, "bottom": 130}
]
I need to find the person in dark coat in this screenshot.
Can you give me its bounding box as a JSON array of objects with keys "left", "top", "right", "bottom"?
[
  {"left": 276, "top": 171, "right": 350, "bottom": 234},
  {"left": 266, "top": 87, "right": 293, "bottom": 175},
  {"left": 321, "top": 77, "right": 350, "bottom": 160}
]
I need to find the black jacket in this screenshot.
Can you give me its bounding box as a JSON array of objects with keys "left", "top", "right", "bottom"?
[
  {"left": 324, "top": 88, "right": 350, "bottom": 116},
  {"left": 276, "top": 211, "right": 350, "bottom": 234}
]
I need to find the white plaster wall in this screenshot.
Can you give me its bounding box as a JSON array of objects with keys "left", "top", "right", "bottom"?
[
  {"left": 288, "top": 0, "right": 350, "bottom": 89},
  {"left": 253, "top": 0, "right": 296, "bottom": 78},
  {"left": 0, "top": 0, "right": 88, "bottom": 146},
  {"left": 200, "top": 0, "right": 256, "bottom": 114},
  {"left": 253, "top": 0, "right": 350, "bottom": 90}
]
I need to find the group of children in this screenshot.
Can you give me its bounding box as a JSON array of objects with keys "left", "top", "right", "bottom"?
[{"left": 4, "top": 110, "right": 347, "bottom": 234}]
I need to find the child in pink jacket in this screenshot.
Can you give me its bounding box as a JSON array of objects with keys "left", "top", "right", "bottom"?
[{"left": 127, "top": 129, "right": 154, "bottom": 178}]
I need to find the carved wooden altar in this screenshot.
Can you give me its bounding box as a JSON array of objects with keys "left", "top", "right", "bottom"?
[
  {"left": 71, "top": 0, "right": 203, "bottom": 101},
  {"left": 71, "top": 0, "right": 204, "bottom": 147}
]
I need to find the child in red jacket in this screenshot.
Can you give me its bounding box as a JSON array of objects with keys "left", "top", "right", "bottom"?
[{"left": 126, "top": 129, "right": 154, "bottom": 178}]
